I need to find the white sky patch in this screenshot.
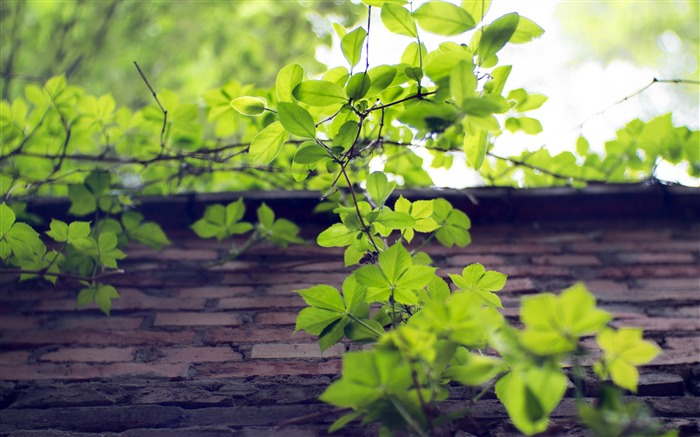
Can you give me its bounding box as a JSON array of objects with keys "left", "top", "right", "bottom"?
[{"left": 316, "top": 0, "right": 699, "bottom": 188}]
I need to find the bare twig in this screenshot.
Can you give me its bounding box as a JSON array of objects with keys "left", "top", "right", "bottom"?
[{"left": 133, "top": 61, "right": 168, "bottom": 152}]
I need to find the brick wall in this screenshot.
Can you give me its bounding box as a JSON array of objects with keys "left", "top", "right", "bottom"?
[{"left": 1, "top": 187, "right": 699, "bottom": 436}]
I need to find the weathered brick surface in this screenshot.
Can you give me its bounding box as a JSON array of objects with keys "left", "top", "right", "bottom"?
[{"left": 1, "top": 192, "right": 698, "bottom": 436}]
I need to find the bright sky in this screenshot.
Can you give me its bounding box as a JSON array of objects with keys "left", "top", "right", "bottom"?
[{"left": 316, "top": 0, "right": 700, "bottom": 187}]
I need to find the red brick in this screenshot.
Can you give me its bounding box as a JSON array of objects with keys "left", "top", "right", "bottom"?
[
  {"left": 125, "top": 248, "right": 218, "bottom": 260},
  {"left": 0, "top": 351, "right": 30, "bottom": 365},
  {"left": 255, "top": 312, "right": 298, "bottom": 325},
  {"left": 569, "top": 241, "right": 700, "bottom": 253},
  {"left": 611, "top": 317, "right": 700, "bottom": 332},
  {"left": 497, "top": 265, "right": 571, "bottom": 277},
  {"left": 36, "top": 289, "right": 207, "bottom": 312},
  {"left": 614, "top": 253, "right": 695, "bottom": 264},
  {"left": 263, "top": 283, "right": 320, "bottom": 295},
  {"left": 597, "top": 265, "right": 700, "bottom": 279},
  {"left": 0, "top": 329, "right": 196, "bottom": 347},
  {"left": 251, "top": 343, "right": 345, "bottom": 359},
  {"left": 177, "top": 286, "right": 254, "bottom": 298},
  {"left": 501, "top": 278, "right": 536, "bottom": 293},
  {"left": 206, "top": 327, "right": 315, "bottom": 344},
  {"left": 154, "top": 312, "right": 241, "bottom": 327},
  {"left": 287, "top": 261, "right": 347, "bottom": 272},
  {"left": 217, "top": 296, "right": 305, "bottom": 310},
  {"left": 519, "top": 232, "right": 599, "bottom": 244},
  {"left": 0, "top": 315, "right": 43, "bottom": 330},
  {"left": 222, "top": 272, "right": 347, "bottom": 286},
  {"left": 532, "top": 255, "right": 601, "bottom": 266},
  {"left": 602, "top": 230, "right": 672, "bottom": 241},
  {"left": 651, "top": 336, "right": 700, "bottom": 365},
  {"left": 585, "top": 280, "right": 630, "bottom": 293},
  {"left": 426, "top": 243, "right": 562, "bottom": 255},
  {"left": 160, "top": 347, "right": 243, "bottom": 363},
  {"left": 0, "top": 362, "right": 189, "bottom": 381},
  {"left": 207, "top": 261, "right": 258, "bottom": 271},
  {"left": 636, "top": 278, "right": 700, "bottom": 291},
  {"left": 445, "top": 255, "right": 506, "bottom": 267},
  {"left": 53, "top": 316, "right": 144, "bottom": 330},
  {"left": 193, "top": 360, "right": 342, "bottom": 378},
  {"left": 40, "top": 347, "right": 136, "bottom": 363}
]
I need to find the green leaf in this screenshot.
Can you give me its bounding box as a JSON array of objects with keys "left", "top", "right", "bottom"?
[
  {"left": 345, "top": 319, "right": 383, "bottom": 342},
  {"left": 520, "top": 283, "right": 612, "bottom": 355},
  {"left": 594, "top": 328, "right": 660, "bottom": 392},
  {"left": 6, "top": 222, "right": 43, "bottom": 261},
  {"left": 478, "top": 13, "right": 520, "bottom": 63},
  {"left": 298, "top": 284, "right": 346, "bottom": 312},
  {"left": 450, "top": 60, "right": 476, "bottom": 106},
  {"left": 366, "top": 171, "right": 395, "bottom": 207},
  {"left": 496, "top": 365, "right": 567, "bottom": 435},
  {"left": 249, "top": 121, "right": 289, "bottom": 165},
  {"left": 378, "top": 243, "right": 412, "bottom": 284},
  {"left": 256, "top": 202, "right": 275, "bottom": 229},
  {"left": 77, "top": 287, "right": 96, "bottom": 307},
  {"left": 332, "top": 121, "right": 360, "bottom": 150},
  {"left": 46, "top": 219, "right": 68, "bottom": 242},
  {"left": 445, "top": 353, "right": 504, "bottom": 385},
  {"left": 85, "top": 172, "right": 110, "bottom": 196},
  {"left": 576, "top": 136, "right": 590, "bottom": 156},
  {"left": 95, "top": 285, "right": 120, "bottom": 316},
  {"left": 329, "top": 411, "right": 363, "bottom": 433},
  {"left": 293, "top": 80, "right": 347, "bottom": 107},
  {"left": 366, "top": 65, "right": 397, "bottom": 97},
  {"left": 463, "top": 128, "right": 487, "bottom": 171},
  {"left": 341, "top": 27, "right": 367, "bottom": 68},
  {"left": 381, "top": 3, "right": 417, "bottom": 38},
  {"left": 97, "top": 231, "right": 126, "bottom": 268},
  {"left": 294, "top": 141, "right": 330, "bottom": 164},
  {"left": 449, "top": 263, "right": 506, "bottom": 308},
  {"left": 413, "top": 1, "right": 476, "bottom": 36},
  {"left": 0, "top": 203, "right": 15, "bottom": 237},
  {"left": 375, "top": 210, "right": 415, "bottom": 229},
  {"left": 461, "top": 0, "right": 491, "bottom": 22},
  {"left": 510, "top": 16, "right": 544, "bottom": 44},
  {"left": 230, "top": 96, "right": 267, "bottom": 116},
  {"left": 295, "top": 307, "right": 344, "bottom": 335},
  {"left": 277, "top": 102, "right": 316, "bottom": 138},
  {"left": 68, "top": 184, "right": 97, "bottom": 216},
  {"left": 317, "top": 223, "right": 356, "bottom": 247},
  {"left": 345, "top": 73, "right": 371, "bottom": 101},
  {"left": 276, "top": 64, "right": 304, "bottom": 103}
]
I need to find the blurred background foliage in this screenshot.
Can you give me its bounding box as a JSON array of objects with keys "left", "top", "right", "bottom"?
[
  {"left": 556, "top": 0, "right": 698, "bottom": 78},
  {"left": 0, "top": 0, "right": 363, "bottom": 106}
]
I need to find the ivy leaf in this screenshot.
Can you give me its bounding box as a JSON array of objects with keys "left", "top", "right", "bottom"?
[
  {"left": 230, "top": 96, "right": 267, "bottom": 116},
  {"left": 341, "top": 27, "right": 367, "bottom": 69},
  {"left": 95, "top": 285, "right": 120, "bottom": 316},
  {"left": 97, "top": 232, "right": 126, "bottom": 268},
  {"left": 461, "top": 0, "right": 491, "bottom": 23},
  {"left": 298, "top": 284, "right": 345, "bottom": 312},
  {"left": 449, "top": 263, "right": 506, "bottom": 308},
  {"left": 413, "top": 1, "right": 476, "bottom": 36},
  {"left": 432, "top": 199, "right": 471, "bottom": 248},
  {"left": 317, "top": 223, "right": 357, "bottom": 247},
  {"left": 381, "top": 3, "right": 417, "bottom": 38},
  {"left": 496, "top": 364, "right": 567, "bottom": 435},
  {"left": 277, "top": 102, "right": 316, "bottom": 138},
  {"left": 68, "top": 184, "right": 97, "bottom": 216},
  {"left": 445, "top": 353, "right": 505, "bottom": 385},
  {"left": 1, "top": 208, "right": 43, "bottom": 261},
  {"left": 249, "top": 121, "right": 289, "bottom": 165},
  {"left": 477, "top": 13, "right": 520, "bottom": 63},
  {"left": 276, "top": 64, "right": 304, "bottom": 103},
  {"left": 594, "top": 328, "right": 660, "bottom": 392},
  {"left": 293, "top": 80, "right": 347, "bottom": 107},
  {"left": 520, "top": 283, "right": 613, "bottom": 355},
  {"left": 122, "top": 212, "right": 171, "bottom": 250},
  {"left": 295, "top": 307, "right": 344, "bottom": 335},
  {"left": 294, "top": 141, "right": 330, "bottom": 164},
  {"left": 329, "top": 411, "right": 363, "bottom": 434}
]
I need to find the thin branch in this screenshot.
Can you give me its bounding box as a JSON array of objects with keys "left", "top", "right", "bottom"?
[{"left": 133, "top": 61, "right": 168, "bottom": 151}]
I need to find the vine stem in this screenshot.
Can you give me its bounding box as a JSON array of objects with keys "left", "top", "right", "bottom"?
[
  {"left": 389, "top": 395, "right": 428, "bottom": 437},
  {"left": 133, "top": 61, "right": 168, "bottom": 152},
  {"left": 339, "top": 163, "right": 381, "bottom": 253}
]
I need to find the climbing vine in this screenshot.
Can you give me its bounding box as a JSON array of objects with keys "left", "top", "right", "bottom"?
[{"left": 1, "top": 0, "right": 696, "bottom": 435}]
